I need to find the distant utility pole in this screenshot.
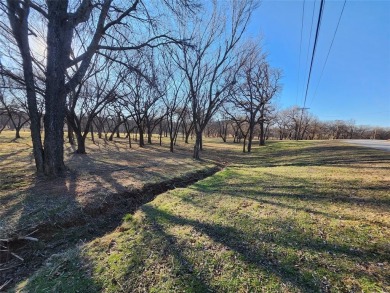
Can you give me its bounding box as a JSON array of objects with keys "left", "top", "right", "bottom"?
[{"left": 296, "top": 107, "right": 310, "bottom": 140}]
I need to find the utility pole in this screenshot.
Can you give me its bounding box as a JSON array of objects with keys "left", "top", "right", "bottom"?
[{"left": 296, "top": 107, "right": 310, "bottom": 140}]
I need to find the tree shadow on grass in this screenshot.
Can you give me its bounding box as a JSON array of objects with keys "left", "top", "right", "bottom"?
[
  {"left": 142, "top": 205, "right": 321, "bottom": 291},
  {"left": 191, "top": 169, "right": 390, "bottom": 213},
  {"left": 204, "top": 142, "right": 390, "bottom": 168},
  {"left": 142, "top": 205, "right": 389, "bottom": 292},
  {"left": 0, "top": 149, "right": 217, "bottom": 289}
]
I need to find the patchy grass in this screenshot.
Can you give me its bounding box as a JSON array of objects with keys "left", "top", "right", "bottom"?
[
  {"left": 0, "top": 130, "right": 216, "bottom": 289},
  {"left": 0, "top": 130, "right": 214, "bottom": 238},
  {"left": 17, "top": 139, "right": 390, "bottom": 292}
]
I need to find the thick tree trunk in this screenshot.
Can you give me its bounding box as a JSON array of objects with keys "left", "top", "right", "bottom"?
[
  {"left": 147, "top": 131, "right": 152, "bottom": 144},
  {"left": 43, "top": 2, "right": 73, "bottom": 176},
  {"left": 75, "top": 132, "right": 86, "bottom": 154}
]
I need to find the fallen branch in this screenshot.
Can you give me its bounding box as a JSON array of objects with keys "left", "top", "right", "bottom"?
[
  {"left": 0, "top": 279, "right": 12, "bottom": 291},
  {"left": 0, "top": 236, "right": 38, "bottom": 242},
  {"left": 11, "top": 252, "right": 24, "bottom": 261}
]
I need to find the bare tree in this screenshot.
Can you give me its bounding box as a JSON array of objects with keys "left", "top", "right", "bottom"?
[
  {"left": 66, "top": 56, "right": 122, "bottom": 153},
  {"left": 172, "top": 0, "right": 257, "bottom": 159},
  {"left": 118, "top": 57, "right": 162, "bottom": 148},
  {"left": 1, "top": 0, "right": 196, "bottom": 176}
]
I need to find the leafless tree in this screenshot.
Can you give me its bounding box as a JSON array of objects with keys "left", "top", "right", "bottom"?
[
  {"left": 1, "top": 0, "right": 197, "bottom": 176},
  {"left": 172, "top": 0, "right": 257, "bottom": 159},
  {"left": 66, "top": 56, "right": 123, "bottom": 153}
]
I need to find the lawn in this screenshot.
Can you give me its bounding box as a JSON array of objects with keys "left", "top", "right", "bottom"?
[{"left": 12, "top": 138, "right": 390, "bottom": 292}]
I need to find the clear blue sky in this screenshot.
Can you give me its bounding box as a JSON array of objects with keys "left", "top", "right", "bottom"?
[{"left": 248, "top": 0, "right": 390, "bottom": 127}]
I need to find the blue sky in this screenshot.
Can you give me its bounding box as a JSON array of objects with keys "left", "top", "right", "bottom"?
[{"left": 247, "top": 0, "right": 390, "bottom": 127}]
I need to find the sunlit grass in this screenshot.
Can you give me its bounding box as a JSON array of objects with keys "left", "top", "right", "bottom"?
[{"left": 18, "top": 139, "right": 390, "bottom": 292}]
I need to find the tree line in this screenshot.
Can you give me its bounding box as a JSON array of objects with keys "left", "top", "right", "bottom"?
[{"left": 0, "top": 1, "right": 387, "bottom": 177}]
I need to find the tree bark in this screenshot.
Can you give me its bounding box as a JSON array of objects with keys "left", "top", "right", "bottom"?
[
  {"left": 139, "top": 127, "right": 145, "bottom": 147},
  {"left": 7, "top": 0, "right": 44, "bottom": 173},
  {"left": 15, "top": 127, "right": 21, "bottom": 139},
  {"left": 259, "top": 121, "right": 265, "bottom": 146},
  {"left": 43, "top": 2, "right": 73, "bottom": 176},
  {"left": 247, "top": 120, "right": 254, "bottom": 152},
  {"left": 193, "top": 130, "right": 201, "bottom": 159},
  {"left": 75, "top": 132, "right": 86, "bottom": 154},
  {"left": 67, "top": 122, "right": 75, "bottom": 145}
]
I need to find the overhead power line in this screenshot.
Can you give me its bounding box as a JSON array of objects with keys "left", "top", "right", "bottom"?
[
  {"left": 296, "top": 0, "right": 305, "bottom": 105},
  {"left": 303, "top": 0, "right": 317, "bottom": 103},
  {"left": 297, "top": 0, "right": 325, "bottom": 140},
  {"left": 302, "top": 0, "right": 325, "bottom": 109},
  {"left": 309, "top": 0, "right": 347, "bottom": 106}
]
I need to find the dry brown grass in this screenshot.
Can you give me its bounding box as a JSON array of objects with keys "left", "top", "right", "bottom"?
[{"left": 0, "top": 130, "right": 215, "bottom": 239}]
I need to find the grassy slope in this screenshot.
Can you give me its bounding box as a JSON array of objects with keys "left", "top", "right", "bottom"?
[{"left": 14, "top": 140, "right": 390, "bottom": 292}]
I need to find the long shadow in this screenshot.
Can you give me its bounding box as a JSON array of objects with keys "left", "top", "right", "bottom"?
[
  {"left": 0, "top": 148, "right": 30, "bottom": 162},
  {"left": 204, "top": 142, "right": 390, "bottom": 168},
  {"left": 117, "top": 214, "right": 215, "bottom": 292},
  {"left": 191, "top": 170, "right": 390, "bottom": 213},
  {"left": 0, "top": 152, "right": 219, "bottom": 289},
  {"left": 142, "top": 205, "right": 389, "bottom": 292}
]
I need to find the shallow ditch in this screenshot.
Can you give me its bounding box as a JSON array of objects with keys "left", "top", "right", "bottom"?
[{"left": 0, "top": 166, "right": 221, "bottom": 291}]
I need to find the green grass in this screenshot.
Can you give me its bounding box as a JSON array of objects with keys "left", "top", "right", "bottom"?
[{"left": 10, "top": 139, "right": 390, "bottom": 292}]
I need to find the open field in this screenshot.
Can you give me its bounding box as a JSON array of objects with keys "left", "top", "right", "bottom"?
[{"left": 2, "top": 130, "right": 389, "bottom": 292}]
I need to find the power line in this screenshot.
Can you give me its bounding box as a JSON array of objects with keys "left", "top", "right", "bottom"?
[
  {"left": 297, "top": 0, "right": 325, "bottom": 140},
  {"left": 302, "top": 0, "right": 325, "bottom": 109},
  {"left": 309, "top": 0, "right": 347, "bottom": 106},
  {"left": 302, "top": 0, "right": 317, "bottom": 103},
  {"left": 296, "top": 0, "right": 305, "bottom": 105}
]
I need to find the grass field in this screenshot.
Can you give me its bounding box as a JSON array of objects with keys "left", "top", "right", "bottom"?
[{"left": 7, "top": 135, "right": 389, "bottom": 292}]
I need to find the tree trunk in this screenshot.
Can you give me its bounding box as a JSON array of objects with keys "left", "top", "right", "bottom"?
[
  {"left": 128, "top": 131, "right": 132, "bottom": 148},
  {"left": 259, "top": 121, "right": 265, "bottom": 146},
  {"left": 247, "top": 121, "right": 254, "bottom": 152},
  {"left": 75, "top": 132, "right": 86, "bottom": 154},
  {"left": 242, "top": 136, "right": 246, "bottom": 153},
  {"left": 15, "top": 127, "right": 21, "bottom": 139},
  {"left": 185, "top": 131, "right": 190, "bottom": 144},
  {"left": 7, "top": 1, "right": 44, "bottom": 173},
  {"left": 43, "top": 2, "right": 73, "bottom": 176},
  {"left": 170, "top": 139, "right": 174, "bottom": 152},
  {"left": 147, "top": 131, "right": 152, "bottom": 144},
  {"left": 193, "top": 130, "right": 201, "bottom": 159},
  {"left": 139, "top": 127, "right": 145, "bottom": 147},
  {"left": 67, "top": 123, "right": 75, "bottom": 145},
  {"left": 90, "top": 124, "right": 95, "bottom": 144}
]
